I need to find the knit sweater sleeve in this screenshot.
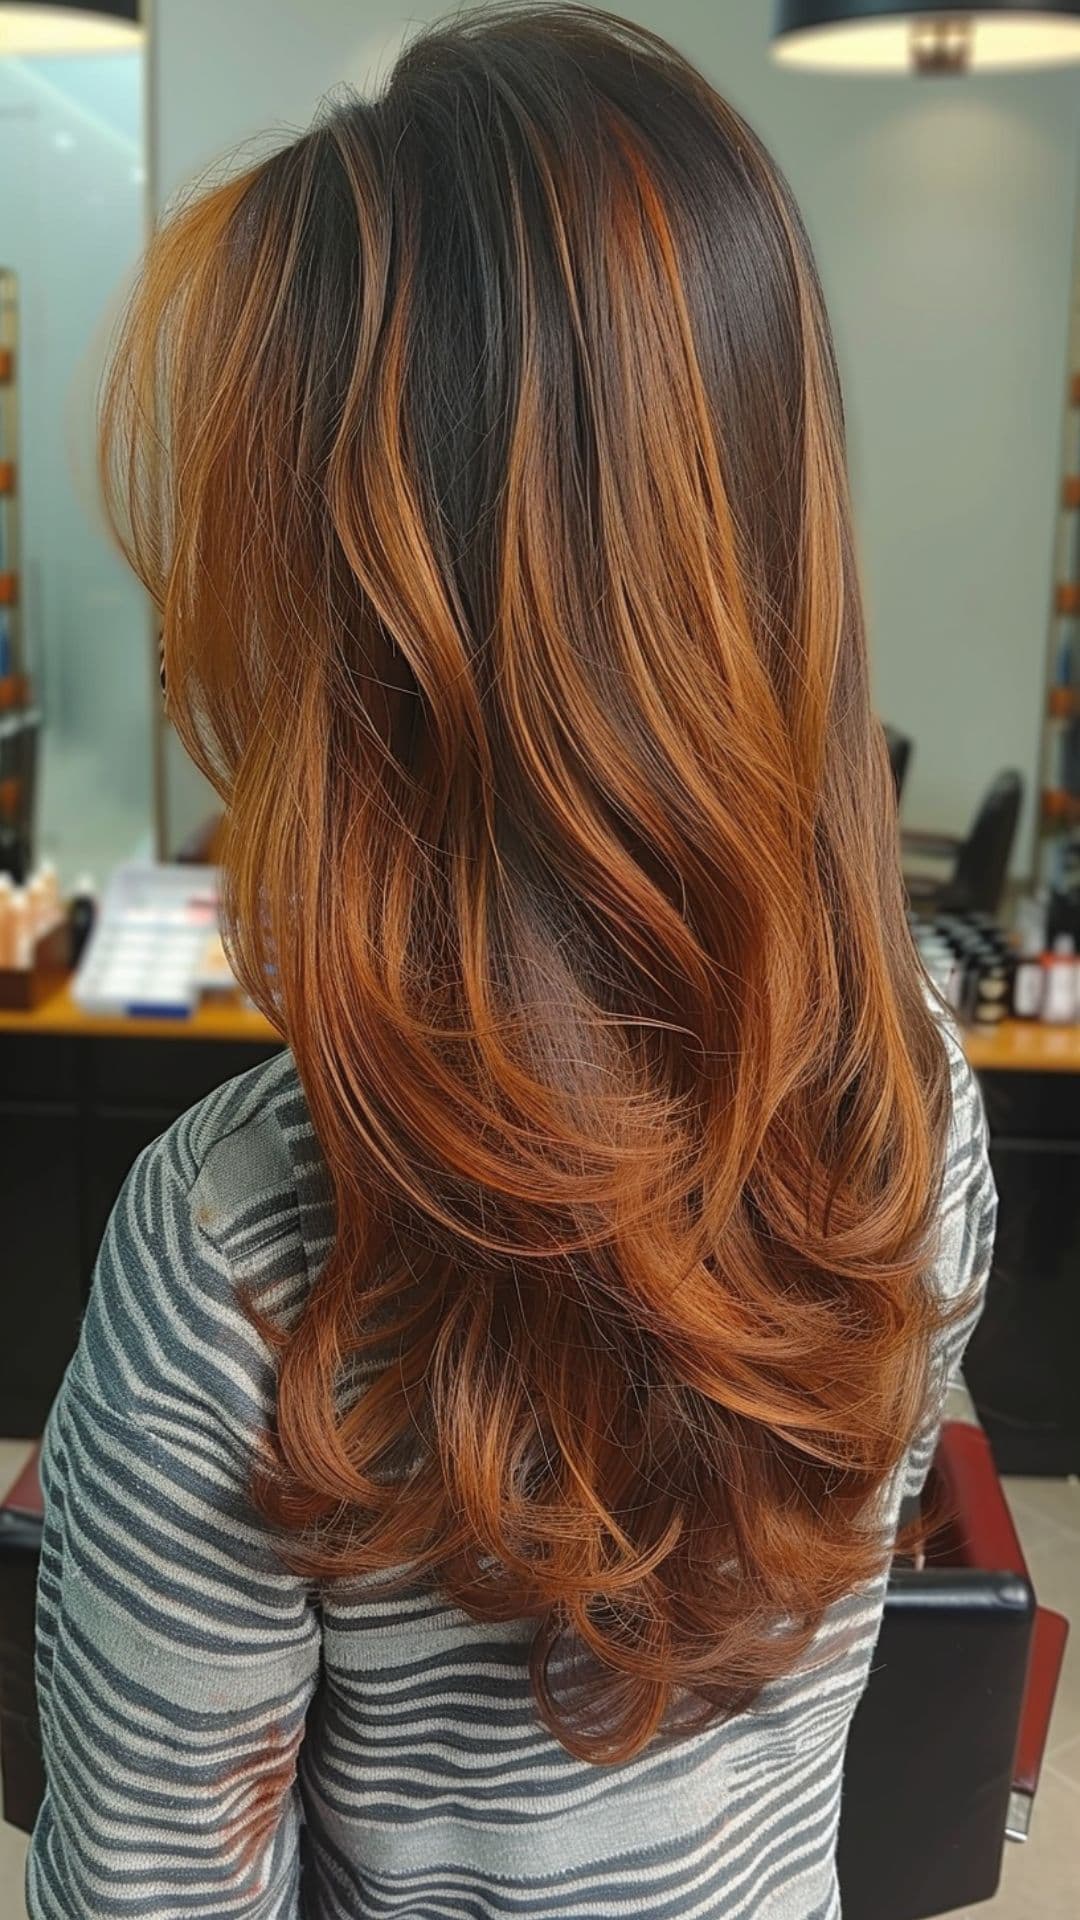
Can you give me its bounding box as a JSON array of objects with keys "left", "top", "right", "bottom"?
[
  {"left": 27, "top": 1106, "right": 320, "bottom": 1920},
  {"left": 903, "top": 1026, "right": 997, "bottom": 1499}
]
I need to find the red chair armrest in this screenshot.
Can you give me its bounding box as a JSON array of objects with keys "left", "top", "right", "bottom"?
[
  {"left": 928, "top": 1422, "right": 1028, "bottom": 1578},
  {"left": 1013, "top": 1608, "right": 1070, "bottom": 1808},
  {"left": 926, "top": 1426, "right": 1070, "bottom": 1838}
]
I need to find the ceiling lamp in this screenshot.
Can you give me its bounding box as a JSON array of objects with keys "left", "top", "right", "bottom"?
[
  {"left": 0, "top": 2, "right": 141, "bottom": 56},
  {"left": 773, "top": 2, "right": 1080, "bottom": 73}
]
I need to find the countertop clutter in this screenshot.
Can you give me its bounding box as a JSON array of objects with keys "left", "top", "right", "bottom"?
[
  {"left": 0, "top": 862, "right": 66, "bottom": 1009},
  {"left": 915, "top": 902, "right": 1080, "bottom": 1070},
  {"left": 0, "top": 862, "right": 277, "bottom": 1039},
  {"left": 3, "top": 874, "right": 1080, "bottom": 1072}
]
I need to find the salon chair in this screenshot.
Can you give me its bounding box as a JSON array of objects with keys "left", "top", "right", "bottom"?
[
  {"left": 0, "top": 1424, "right": 1067, "bottom": 1917},
  {"left": 0, "top": 1447, "right": 44, "bottom": 1834},
  {"left": 883, "top": 723, "right": 912, "bottom": 803},
  {"left": 838, "top": 1418, "right": 1067, "bottom": 1919},
  {"left": 902, "top": 770, "right": 1023, "bottom": 919}
]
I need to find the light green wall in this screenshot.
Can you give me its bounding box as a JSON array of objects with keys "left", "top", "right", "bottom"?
[{"left": 153, "top": 0, "right": 1080, "bottom": 869}]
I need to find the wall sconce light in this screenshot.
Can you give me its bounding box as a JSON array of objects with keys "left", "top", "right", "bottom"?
[
  {"left": 0, "top": 2, "right": 140, "bottom": 56},
  {"left": 773, "top": 2, "right": 1080, "bottom": 73}
]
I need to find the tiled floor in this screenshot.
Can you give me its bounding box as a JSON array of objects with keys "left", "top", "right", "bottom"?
[{"left": 0, "top": 1440, "right": 1077, "bottom": 1918}]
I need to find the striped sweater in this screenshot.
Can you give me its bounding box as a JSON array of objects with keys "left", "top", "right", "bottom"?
[{"left": 27, "top": 1033, "right": 994, "bottom": 1920}]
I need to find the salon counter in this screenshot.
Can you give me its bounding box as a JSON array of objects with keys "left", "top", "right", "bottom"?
[
  {"left": 962, "top": 1018, "right": 1080, "bottom": 1074},
  {"left": 959, "top": 1021, "right": 1080, "bottom": 1477},
  {"left": 2, "top": 993, "right": 1079, "bottom": 1466},
  {"left": 0, "top": 982, "right": 278, "bottom": 1044},
  {"left": 4, "top": 988, "right": 1073, "bottom": 1065}
]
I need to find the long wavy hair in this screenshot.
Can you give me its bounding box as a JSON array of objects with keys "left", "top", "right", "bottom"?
[{"left": 102, "top": 6, "right": 952, "bottom": 1763}]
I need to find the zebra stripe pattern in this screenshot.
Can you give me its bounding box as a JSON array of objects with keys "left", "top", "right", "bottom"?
[{"left": 28, "top": 1030, "right": 995, "bottom": 1918}]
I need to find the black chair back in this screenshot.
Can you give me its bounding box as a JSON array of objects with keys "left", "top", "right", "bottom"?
[
  {"left": 837, "top": 1568, "right": 1034, "bottom": 1919},
  {"left": 0, "top": 1496, "right": 45, "bottom": 1835},
  {"left": 883, "top": 725, "right": 912, "bottom": 802},
  {"left": 939, "top": 770, "right": 1023, "bottom": 916}
]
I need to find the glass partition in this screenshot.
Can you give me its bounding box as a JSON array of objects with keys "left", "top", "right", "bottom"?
[{"left": 0, "top": 42, "right": 150, "bottom": 888}]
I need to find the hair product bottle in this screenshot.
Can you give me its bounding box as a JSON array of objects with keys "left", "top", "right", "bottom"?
[
  {"left": 1042, "top": 933, "right": 1078, "bottom": 1025},
  {"left": 1013, "top": 928, "right": 1045, "bottom": 1019}
]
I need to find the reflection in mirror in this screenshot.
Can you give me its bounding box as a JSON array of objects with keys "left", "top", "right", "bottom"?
[{"left": 0, "top": 32, "right": 149, "bottom": 889}]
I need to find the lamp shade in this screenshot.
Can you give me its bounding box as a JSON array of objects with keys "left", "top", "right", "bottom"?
[
  {"left": 0, "top": 2, "right": 141, "bottom": 56},
  {"left": 773, "top": 1, "right": 1080, "bottom": 71}
]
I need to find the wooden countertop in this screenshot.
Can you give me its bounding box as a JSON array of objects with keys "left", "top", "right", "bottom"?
[
  {"left": 1, "top": 987, "right": 1079, "bottom": 1072},
  {"left": 960, "top": 1018, "right": 1080, "bottom": 1073},
  {"left": 0, "top": 981, "right": 280, "bottom": 1045}
]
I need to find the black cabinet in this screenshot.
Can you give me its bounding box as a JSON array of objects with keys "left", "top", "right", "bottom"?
[
  {"left": 965, "top": 1071, "right": 1080, "bottom": 1475},
  {"left": 3, "top": 1028, "right": 1077, "bottom": 1468},
  {"left": 1, "top": 1106, "right": 82, "bottom": 1435},
  {"left": 0, "top": 1030, "right": 280, "bottom": 1435}
]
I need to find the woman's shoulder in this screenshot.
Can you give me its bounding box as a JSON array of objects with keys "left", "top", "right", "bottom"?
[
  {"left": 926, "top": 1013, "right": 997, "bottom": 1388},
  {"left": 155, "top": 1045, "right": 309, "bottom": 1192},
  {"left": 128, "top": 1046, "right": 327, "bottom": 1268},
  {"left": 940, "top": 1014, "right": 987, "bottom": 1149},
  {"left": 181, "top": 1048, "right": 327, "bottom": 1248},
  {"left": 937, "top": 1016, "right": 996, "bottom": 1274},
  {"left": 898, "top": 1016, "right": 997, "bottom": 1499},
  {"left": 65, "top": 1050, "right": 331, "bottom": 1442}
]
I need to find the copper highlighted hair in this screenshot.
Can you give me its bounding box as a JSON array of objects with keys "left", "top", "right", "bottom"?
[{"left": 103, "top": 7, "right": 951, "bottom": 1762}]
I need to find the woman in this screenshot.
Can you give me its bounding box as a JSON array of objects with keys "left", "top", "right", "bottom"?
[{"left": 29, "top": 9, "right": 993, "bottom": 1917}]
